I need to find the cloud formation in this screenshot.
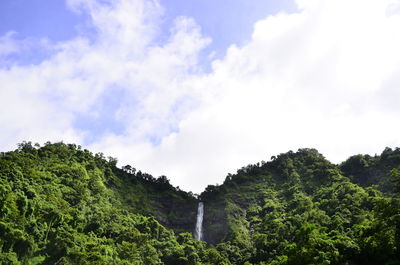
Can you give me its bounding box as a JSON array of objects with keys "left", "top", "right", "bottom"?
[
  {"left": 0, "top": 0, "right": 209, "bottom": 150},
  {"left": 1, "top": 0, "right": 400, "bottom": 193}
]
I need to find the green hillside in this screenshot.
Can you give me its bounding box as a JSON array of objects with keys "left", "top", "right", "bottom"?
[
  {"left": 1, "top": 142, "right": 400, "bottom": 264},
  {"left": 200, "top": 148, "right": 400, "bottom": 264}
]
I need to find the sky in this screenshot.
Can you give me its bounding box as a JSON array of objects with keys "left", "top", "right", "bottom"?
[{"left": 1, "top": 0, "right": 400, "bottom": 193}]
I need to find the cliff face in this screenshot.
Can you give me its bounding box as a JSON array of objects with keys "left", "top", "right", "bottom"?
[
  {"left": 201, "top": 199, "right": 228, "bottom": 245},
  {"left": 150, "top": 194, "right": 198, "bottom": 234}
]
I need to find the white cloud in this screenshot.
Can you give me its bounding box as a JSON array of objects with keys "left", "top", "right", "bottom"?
[
  {"left": 97, "top": 0, "right": 400, "bottom": 193},
  {"left": 1, "top": 0, "right": 400, "bottom": 193},
  {"left": 0, "top": 32, "right": 20, "bottom": 56},
  {"left": 0, "top": 0, "right": 209, "bottom": 151}
]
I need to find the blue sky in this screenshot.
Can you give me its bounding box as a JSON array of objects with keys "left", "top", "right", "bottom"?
[
  {"left": 0, "top": 0, "right": 80, "bottom": 41},
  {"left": 0, "top": 0, "right": 294, "bottom": 64},
  {"left": 0, "top": 0, "right": 295, "bottom": 147},
  {"left": 160, "top": 0, "right": 295, "bottom": 58},
  {"left": 1, "top": 0, "right": 400, "bottom": 193}
]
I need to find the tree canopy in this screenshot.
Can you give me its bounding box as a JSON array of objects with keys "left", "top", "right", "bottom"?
[{"left": 1, "top": 142, "right": 400, "bottom": 264}]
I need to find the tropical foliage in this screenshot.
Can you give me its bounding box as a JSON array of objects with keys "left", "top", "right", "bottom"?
[{"left": 1, "top": 142, "right": 400, "bottom": 264}]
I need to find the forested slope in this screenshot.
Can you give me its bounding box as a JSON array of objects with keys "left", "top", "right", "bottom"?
[
  {"left": 1, "top": 142, "right": 400, "bottom": 264},
  {"left": 0, "top": 142, "right": 214, "bottom": 264},
  {"left": 200, "top": 148, "right": 400, "bottom": 264}
]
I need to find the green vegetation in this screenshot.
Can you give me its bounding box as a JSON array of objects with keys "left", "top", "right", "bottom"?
[
  {"left": 1, "top": 142, "right": 400, "bottom": 264},
  {"left": 0, "top": 142, "right": 206, "bottom": 264},
  {"left": 201, "top": 148, "right": 400, "bottom": 264}
]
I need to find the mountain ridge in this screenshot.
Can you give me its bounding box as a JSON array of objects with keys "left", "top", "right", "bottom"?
[{"left": 1, "top": 142, "right": 400, "bottom": 264}]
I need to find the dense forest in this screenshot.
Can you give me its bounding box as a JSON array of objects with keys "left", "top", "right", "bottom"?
[{"left": 1, "top": 142, "right": 400, "bottom": 264}]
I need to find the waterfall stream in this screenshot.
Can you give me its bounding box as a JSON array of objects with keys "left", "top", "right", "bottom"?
[{"left": 194, "top": 202, "right": 204, "bottom": 241}]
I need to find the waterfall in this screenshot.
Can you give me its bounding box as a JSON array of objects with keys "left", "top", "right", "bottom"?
[{"left": 194, "top": 202, "right": 204, "bottom": 241}]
